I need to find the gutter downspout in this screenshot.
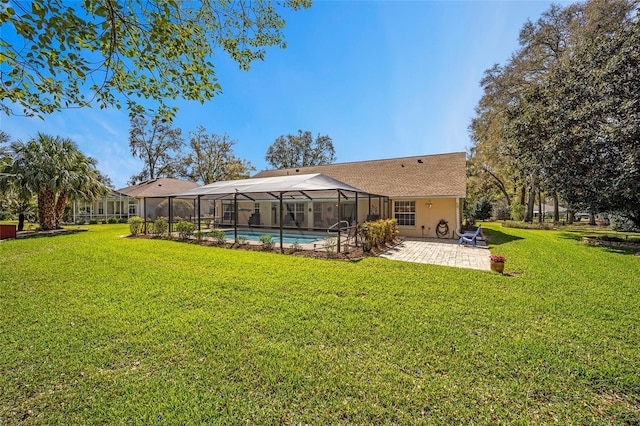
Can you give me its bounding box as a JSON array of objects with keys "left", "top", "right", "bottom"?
[
  {"left": 279, "top": 193, "right": 284, "bottom": 254},
  {"left": 456, "top": 198, "right": 461, "bottom": 236}
]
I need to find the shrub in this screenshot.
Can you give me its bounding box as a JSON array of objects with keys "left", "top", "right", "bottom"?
[
  {"left": 76, "top": 219, "right": 86, "bottom": 225},
  {"left": 89, "top": 219, "right": 98, "bottom": 225},
  {"left": 323, "top": 237, "right": 337, "bottom": 256},
  {"left": 473, "top": 196, "right": 492, "bottom": 221},
  {"left": 176, "top": 221, "right": 196, "bottom": 240},
  {"left": 151, "top": 217, "right": 168, "bottom": 236},
  {"left": 207, "top": 229, "right": 227, "bottom": 245},
  {"left": 237, "top": 235, "right": 249, "bottom": 245},
  {"left": 358, "top": 219, "right": 398, "bottom": 252},
  {"left": 259, "top": 234, "right": 275, "bottom": 250},
  {"left": 128, "top": 216, "right": 144, "bottom": 236},
  {"left": 510, "top": 202, "right": 525, "bottom": 221},
  {"left": 502, "top": 221, "right": 553, "bottom": 230},
  {"left": 108, "top": 217, "right": 118, "bottom": 224},
  {"left": 118, "top": 218, "right": 128, "bottom": 224},
  {"left": 289, "top": 240, "right": 302, "bottom": 253},
  {"left": 609, "top": 213, "right": 639, "bottom": 232}
]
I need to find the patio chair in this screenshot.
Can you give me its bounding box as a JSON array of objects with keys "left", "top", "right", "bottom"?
[{"left": 458, "top": 225, "right": 482, "bottom": 247}]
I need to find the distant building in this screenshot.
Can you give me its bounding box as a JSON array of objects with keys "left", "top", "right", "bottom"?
[{"left": 72, "top": 178, "right": 199, "bottom": 223}]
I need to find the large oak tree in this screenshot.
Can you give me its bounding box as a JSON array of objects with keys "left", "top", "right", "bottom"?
[
  {"left": 179, "top": 127, "right": 254, "bottom": 184},
  {"left": 1, "top": 0, "right": 310, "bottom": 119},
  {"left": 265, "top": 130, "right": 336, "bottom": 169},
  {"left": 128, "top": 115, "right": 184, "bottom": 184},
  {"left": 469, "top": 0, "right": 638, "bottom": 223},
  {"left": 506, "top": 11, "right": 640, "bottom": 227}
]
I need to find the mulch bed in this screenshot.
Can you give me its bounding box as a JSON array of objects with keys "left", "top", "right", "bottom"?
[
  {"left": 131, "top": 234, "right": 401, "bottom": 262},
  {"left": 581, "top": 236, "right": 640, "bottom": 252}
]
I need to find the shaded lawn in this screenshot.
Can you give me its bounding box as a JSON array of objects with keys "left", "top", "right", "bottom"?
[{"left": 1, "top": 223, "right": 639, "bottom": 424}]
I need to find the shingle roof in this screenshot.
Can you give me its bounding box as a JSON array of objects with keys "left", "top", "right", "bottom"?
[
  {"left": 116, "top": 178, "right": 199, "bottom": 198},
  {"left": 253, "top": 152, "right": 467, "bottom": 198}
]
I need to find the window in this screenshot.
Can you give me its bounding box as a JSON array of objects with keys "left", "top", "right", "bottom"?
[
  {"left": 128, "top": 202, "right": 137, "bottom": 215},
  {"left": 394, "top": 201, "right": 415, "bottom": 226},
  {"left": 97, "top": 202, "right": 104, "bottom": 215},
  {"left": 286, "top": 202, "right": 305, "bottom": 225},
  {"left": 222, "top": 203, "right": 235, "bottom": 222}
]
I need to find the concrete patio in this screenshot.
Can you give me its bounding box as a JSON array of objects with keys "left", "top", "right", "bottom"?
[{"left": 377, "top": 237, "right": 491, "bottom": 271}]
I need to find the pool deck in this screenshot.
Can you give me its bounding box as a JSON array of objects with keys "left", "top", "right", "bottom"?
[
  {"left": 377, "top": 237, "right": 491, "bottom": 271},
  {"left": 221, "top": 230, "right": 491, "bottom": 271}
]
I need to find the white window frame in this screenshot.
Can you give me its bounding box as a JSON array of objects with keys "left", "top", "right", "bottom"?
[
  {"left": 394, "top": 200, "right": 416, "bottom": 226},
  {"left": 286, "top": 202, "right": 305, "bottom": 225}
]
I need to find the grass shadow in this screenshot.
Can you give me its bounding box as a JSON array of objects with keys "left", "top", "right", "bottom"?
[
  {"left": 558, "top": 231, "right": 587, "bottom": 242},
  {"left": 483, "top": 227, "right": 524, "bottom": 246}
]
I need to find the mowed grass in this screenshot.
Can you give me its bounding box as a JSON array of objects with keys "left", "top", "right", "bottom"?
[{"left": 1, "top": 223, "right": 638, "bottom": 424}]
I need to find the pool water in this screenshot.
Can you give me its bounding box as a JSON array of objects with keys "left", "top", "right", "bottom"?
[{"left": 224, "top": 230, "right": 326, "bottom": 244}]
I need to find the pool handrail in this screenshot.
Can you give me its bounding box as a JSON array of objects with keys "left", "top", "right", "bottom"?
[{"left": 327, "top": 220, "right": 351, "bottom": 233}]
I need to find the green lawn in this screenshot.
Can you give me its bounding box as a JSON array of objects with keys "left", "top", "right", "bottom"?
[{"left": 1, "top": 223, "right": 638, "bottom": 424}]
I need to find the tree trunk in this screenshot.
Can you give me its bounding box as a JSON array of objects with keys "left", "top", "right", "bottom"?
[
  {"left": 553, "top": 193, "right": 560, "bottom": 223},
  {"left": 537, "top": 190, "right": 543, "bottom": 224},
  {"left": 589, "top": 211, "right": 596, "bottom": 226},
  {"left": 525, "top": 185, "right": 536, "bottom": 223},
  {"left": 38, "top": 188, "right": 56, "bottom": 230},
  {"left": 54, "top": 190, "right": 67, "bottom": 229},
  {"left": 17, "top": 213, "right": 25, "bottom": 231},
  {"left": 519, "top": 186, "right": 526, "bottom": 205},
  {"left": 567, "top": 210, "right": 575, "bottom": 224}
]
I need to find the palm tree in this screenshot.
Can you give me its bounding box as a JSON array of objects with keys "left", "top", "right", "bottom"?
[{"left": 6, "top": 133, "right": 108, "bottom": 230}]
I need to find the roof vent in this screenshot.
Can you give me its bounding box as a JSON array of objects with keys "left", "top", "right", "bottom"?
[
  {"left": 417, "top": 159, "right": 423, "bottom": 164},
  {"left": 295, "top": 169, "right": 300, "bottom": 172}
]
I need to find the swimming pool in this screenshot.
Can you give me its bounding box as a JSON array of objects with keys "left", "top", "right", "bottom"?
[{"left": 224, "top": 230, "right": 326, "bottom": 244}]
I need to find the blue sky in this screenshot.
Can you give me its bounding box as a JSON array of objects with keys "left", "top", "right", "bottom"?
[{"left": 1, "top": 1, "right": 568, "bottom": 189}]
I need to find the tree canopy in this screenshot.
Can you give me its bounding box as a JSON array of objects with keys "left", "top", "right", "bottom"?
[
  {"left": 128, "top": 115, "right": 184, "bottom": 184},
  {"left": 506, "top": 12, "right": 640, "bottom": 226},
  {"left": 1, "top": 0, "right": 311, "bottom": 119},
  {"left": 179, "top": 126, "right": 254, "bottom": 184},
  {"left": 468, "top": 0, "right": 639, "bottom": 225},
  {"left": 265, "top": 130, "right": 336, "bottom": 169}
]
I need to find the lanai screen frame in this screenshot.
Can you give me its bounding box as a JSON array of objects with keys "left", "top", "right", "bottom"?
[{"left": 169, "top": 173, "right": 389, "bottom": 253}]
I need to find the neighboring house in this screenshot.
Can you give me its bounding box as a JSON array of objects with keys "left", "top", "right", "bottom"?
[
  {"left": 72, "top": 178, "right": 199, "bottom": 223},
  {"left": 116, "top": 178, "right": 200, "bottom": 221},
  {"left": 252, "top": 152, "right": 466, "bottom": 238}
]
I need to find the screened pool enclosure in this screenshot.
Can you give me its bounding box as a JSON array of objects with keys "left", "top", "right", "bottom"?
[{"left": 152, "top": 173, "right": 389, "bottom": 253}]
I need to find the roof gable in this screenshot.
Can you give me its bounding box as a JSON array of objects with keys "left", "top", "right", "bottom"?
[
  {"left": 116, "top": 178, "right": 199, "bottom": 198},
  {"left": 253, "top": 152, "right": 466, "bottom": 198}
]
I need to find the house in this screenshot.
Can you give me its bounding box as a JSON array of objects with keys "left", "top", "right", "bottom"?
[
  {"left": 252, "top": 152, "right": 467, "bottom": 238},
  {"left": 72, "top": 178, "right": 199, "bottom": 223}
]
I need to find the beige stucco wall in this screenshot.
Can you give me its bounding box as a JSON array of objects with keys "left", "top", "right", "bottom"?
[
  {"left": 206, "top": 197, "right": 462, "bottom": 238},
  {"left": 392, "top": 197, "right": 461, "bottom": 238}
]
